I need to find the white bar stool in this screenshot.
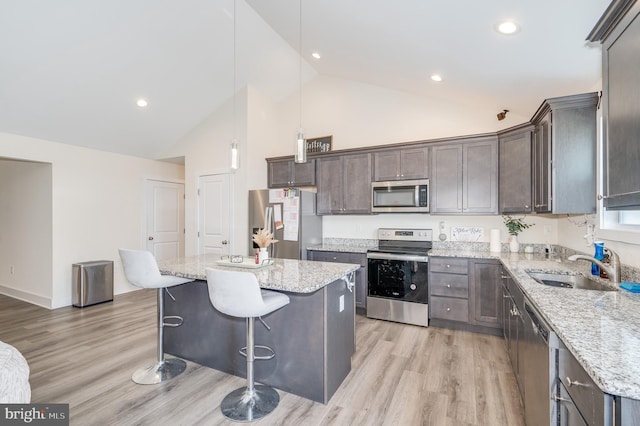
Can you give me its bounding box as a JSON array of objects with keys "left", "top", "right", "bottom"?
[
  {"left": 119, "top": 249, "right": 194, "bottom": 385},
  {"left": 205, "top": 267, "right": 290, "bottom": 422}
]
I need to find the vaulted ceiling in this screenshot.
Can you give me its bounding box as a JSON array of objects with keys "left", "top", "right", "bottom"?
[{"left": 0, "top": 0, "right": 610, "bottom": 160}]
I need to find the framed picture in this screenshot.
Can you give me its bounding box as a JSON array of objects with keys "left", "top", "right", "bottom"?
[{"left": 306, "top": 135, "right": 332, "bottom": 153}]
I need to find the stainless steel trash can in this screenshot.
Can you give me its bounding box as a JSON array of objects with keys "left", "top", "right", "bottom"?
[{"left": 72, "top": 260, "right": 114, "bottom": 307}]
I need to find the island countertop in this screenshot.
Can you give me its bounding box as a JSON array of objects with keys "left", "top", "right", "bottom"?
[{"left": 158, "top": 254, "right": 359, "bottom": 294}]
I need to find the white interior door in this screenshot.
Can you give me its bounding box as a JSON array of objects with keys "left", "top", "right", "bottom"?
[
  {"left": 145, "top": 179, "right": 185, "bottom": 260},
  {"left": 198, "top": 174, "right": 231, "bottom": 255}
]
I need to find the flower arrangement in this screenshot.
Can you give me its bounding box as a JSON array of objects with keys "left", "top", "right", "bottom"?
[
  {"left": 252, "top": 228, "right": 278, "bottom": 248},
  {"left": 503, "top": 215, "right": 533, "bottom": 236}
]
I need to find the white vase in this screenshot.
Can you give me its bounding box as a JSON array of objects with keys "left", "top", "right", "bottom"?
[
  {"left": 258, "top": 248, "right": 269, "bottom": 263},
  {"left": 509, "top": 235, "right": 520, "bottom": 253}
]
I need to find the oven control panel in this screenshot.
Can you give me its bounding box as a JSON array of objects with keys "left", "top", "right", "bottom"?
[{"left": 377, "top": 228, "right": 433, "bottom": 241}]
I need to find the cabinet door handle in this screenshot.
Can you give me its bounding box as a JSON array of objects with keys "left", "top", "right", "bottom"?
[
  {"left": 566, "top": 377, "right": 588, "bottom": 388},
  {"left": 446, "top": 284, "right": 451, "bottom": 288},
  {"left": 446, "top": 307, "right": 451, "bottom": 312},
  {"left": 552, "top": 393, "right": 572, "bottom": 403},
  {"left": 446, "top": 264, "right": 451, "bottom": 268}
]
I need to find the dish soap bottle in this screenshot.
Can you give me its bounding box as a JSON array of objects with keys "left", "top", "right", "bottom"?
[{"left": 592, "top": 241, "right": 604, "bottom": 276}]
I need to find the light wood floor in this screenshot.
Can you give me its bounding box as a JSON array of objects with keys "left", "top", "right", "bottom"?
[{"left": 0, "top": 291, "right": 524, "bottom": 426}]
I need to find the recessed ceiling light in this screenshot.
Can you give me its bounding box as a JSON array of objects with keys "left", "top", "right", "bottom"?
[
  {"left": 136, "top": 99, "right": 148, "bottom": 108},
  {"left": 496, "top": 20, "right": 520, "bottom": 35},
  {"left": 430, "top": 74, "right": 443, "bottom": 82},
  {"left": 311, "top": 52, "right": 321, "bottom": 59}
]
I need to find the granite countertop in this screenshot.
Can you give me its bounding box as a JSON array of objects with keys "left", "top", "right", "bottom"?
[
  {"left": 158, "top": 254, "right": 360, "bottom": 294},
  {"left": 430, "top": 249, "right": 640, "bottom": 401},
  {"left": 307, "top": 244, "right": 373, "bottom": 254}
]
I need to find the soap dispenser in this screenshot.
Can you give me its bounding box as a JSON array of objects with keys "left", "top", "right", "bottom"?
[{"left": 592, "top": 241, "right": 604, "bottom": 276}]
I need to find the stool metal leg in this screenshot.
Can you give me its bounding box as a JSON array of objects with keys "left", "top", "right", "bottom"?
[
  {"left": 220, "top": 317, "right": 279, "bottom": 422},
  {"left": 132, "top": 288, "right": 187, "bottom": 385}
]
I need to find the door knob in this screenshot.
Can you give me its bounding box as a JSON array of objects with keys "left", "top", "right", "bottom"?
[
  {"left": 148, "top": 236, "right": 154, "bottom": 240},
  {"left": 222, "top": 240, "right": 229, "bottom": 245}
]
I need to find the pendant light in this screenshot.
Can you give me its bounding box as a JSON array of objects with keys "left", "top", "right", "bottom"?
[
  {"left": 230, "top": 0, "right": 240, "bottom": 171},
  {"left": 294, "top": 0, "right": 307, "bottom": 163}
]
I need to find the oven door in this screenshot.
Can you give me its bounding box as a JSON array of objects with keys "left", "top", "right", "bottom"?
[{"left": 367, "top": 252, "right": 428, "bottom": 303}]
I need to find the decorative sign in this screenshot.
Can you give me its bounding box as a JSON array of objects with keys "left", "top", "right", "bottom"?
[
  {"left": 306, "top": 135, "right": 332, "bottom": 153},
  {"left": 451, "top": 226, "right": 484, "bottom": 242}
]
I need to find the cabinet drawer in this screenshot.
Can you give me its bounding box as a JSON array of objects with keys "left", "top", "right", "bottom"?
[
  {"left": 311, "top": 251, "right": 365, "bottom": 266},
  {"left": 430, "top": 296, "right": 469, "bottom": 322},
  {"left": 429, "top": 257, "right": 468, "bottom": 274},
  {"left": 429, "top": 273, "right": 468, "bottom": 298},
  {"left": 558, "top": 343, "right": 604, "bottom": 426}
]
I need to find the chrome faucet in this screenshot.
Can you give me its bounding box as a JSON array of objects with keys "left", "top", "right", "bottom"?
[{"left": 568, "top": 248, "right": 621, "bottom": 285}]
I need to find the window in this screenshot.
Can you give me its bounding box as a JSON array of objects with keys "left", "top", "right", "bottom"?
[{"left": 620, "top": 211, "right": 640, "bottom": 226}]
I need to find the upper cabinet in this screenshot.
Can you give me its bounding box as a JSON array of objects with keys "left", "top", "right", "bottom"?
[
  {"left": 588, "top": 0, "right": 640, "bottom": 210},
  {"left": 267, "top": 158, "right": 316, "bottom": 188},
  {"left": 373, "top": 146, "right": 429, "bottom": 181},
  {"left": 430, "top": 136, "right": 498, "bottom": 214},
  {"left": 316, "top": 153, "right": 372, "bottom": 215},
  {"left": 531, "top": 93, "right": 598, "bottom": 214},
  {"left": 499, "top": 125, "right": 534, "bottom": 214}
]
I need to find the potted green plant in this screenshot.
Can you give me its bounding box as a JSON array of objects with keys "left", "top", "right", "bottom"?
[{"left": 503, "top": 215, "right": 533, "bottom": 252}]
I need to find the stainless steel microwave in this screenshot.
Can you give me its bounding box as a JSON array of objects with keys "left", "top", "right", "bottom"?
[{"left": 371, "top": 179, "right": 429, "bottom": 213}]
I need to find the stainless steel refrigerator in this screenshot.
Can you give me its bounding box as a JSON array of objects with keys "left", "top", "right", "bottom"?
[{"left": 248, "top": 189, "right": 322, "bottom": 260}]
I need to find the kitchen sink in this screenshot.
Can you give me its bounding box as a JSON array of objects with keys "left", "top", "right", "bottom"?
[{"left": 527, "top": 272, "right": 617, "bottom": 291}]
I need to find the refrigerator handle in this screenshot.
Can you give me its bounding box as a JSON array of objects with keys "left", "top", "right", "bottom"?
[{"left": 265, "top": 206, "right": 275, "bottom": 258}]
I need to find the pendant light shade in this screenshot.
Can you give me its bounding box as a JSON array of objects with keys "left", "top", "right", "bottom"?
[
  {"left": 295, "top": 130, "right": 306, "bottom": 163},
  {"left": 230, "top": 138, "right": 239, "bottom": 170}
]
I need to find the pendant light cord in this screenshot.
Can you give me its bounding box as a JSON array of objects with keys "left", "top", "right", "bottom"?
[
  {"left": 233, "top": 0, "right": 237, "bottom": 140},
  {"left": 299, "top": 0, "right": 302, "bottom": 130}
]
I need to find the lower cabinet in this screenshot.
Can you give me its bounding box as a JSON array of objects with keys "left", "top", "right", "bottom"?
[
  {"left": 308, "top": 250, "right": 367, "bottom": 309},
  {"left": 428, "top": 257, "right": 502, "bottom": 334},
  {"left": 502, "top": 270, "right": 526, "bottom": 400}
]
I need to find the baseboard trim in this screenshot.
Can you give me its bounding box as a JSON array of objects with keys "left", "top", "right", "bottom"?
[{"left": 0, "top": 284, "right": 52, "bottom": 309}]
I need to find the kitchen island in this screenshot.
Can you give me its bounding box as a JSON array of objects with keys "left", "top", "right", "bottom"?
[{"left": 157, "top": 255, "right": 359, "bottom": 404}]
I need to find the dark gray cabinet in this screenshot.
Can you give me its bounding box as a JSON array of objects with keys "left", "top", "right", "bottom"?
[
  {"left": 469, "top": 260, "right": 502, "bottom": 329},
  {"left": 531, "top": 93, "right": 599, "bottom": 214},
  {"left": 308, "top": 250, "right": 367, "bottom": 309},
  {"left": 373, "top": 146, "right": 429, "bottom": 181},
  {"left": 267, "top": 158, "right": 315, "bottom": 188},
  {"left": 430, "top": 137, "right": 498, "bottom": 214},
  {"left": 429, "top": 257, "right": 502, "bottom": 333},
  {"left": 316, "top": 153, "right": 372, "bottom": 215},
  {"left": 499, "top": 125, "right": 533, "bottom": 214},
  {"left": 533, "top": 114, "right": 551, "bottom": 213},
  {"left": 428, "top": 257, "right": 470, "bottom": 323},
  {"left": 589, "top": 0, "right": 640, "bottom": 210},
  {"left": 502, "top": 271, "right": 525, "bottom": 399}
]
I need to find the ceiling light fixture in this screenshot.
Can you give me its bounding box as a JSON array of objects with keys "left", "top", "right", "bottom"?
[
  {"left": 294, "top": 0, "right": 307, "bottom": 164},
  {"left": 430, "top": 74, "right": 443, "bottom": 82},
  {"left": 136, "top": 99, "right": 148, "bottom": 108},
  {"left": 230, "top": 0, "right": 239, "bottom": 171},
  {"left": 497, "top": 109, "right": 509, "bottom": 121},
  {"left": 496, "top": 20, "right": 520, "bottom": 35},
  {"left": 311, "top": 52, "right": 321, "bottom": 59}
]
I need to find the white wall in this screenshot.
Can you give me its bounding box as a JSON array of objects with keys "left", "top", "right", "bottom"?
[
  {"left": 0, "top": 132, "right": 184, "bottom": 308},
  {"left": 274, "top": 75, "right": 530, "bottom": 155},
  {"left": 0, "top": 159, "right": 53, "bottom": 306}
]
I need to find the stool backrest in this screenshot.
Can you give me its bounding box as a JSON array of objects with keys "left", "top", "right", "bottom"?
[
  {"left": 205, "top": 268, "right": 266, "bottom": 318},
  {"left": 119, "top": 249, "right": 162, "bottom": 289}
]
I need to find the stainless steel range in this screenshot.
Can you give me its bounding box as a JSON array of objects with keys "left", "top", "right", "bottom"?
[{"left": 367, "top": 228, "right": 432, "bottom": 327}]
